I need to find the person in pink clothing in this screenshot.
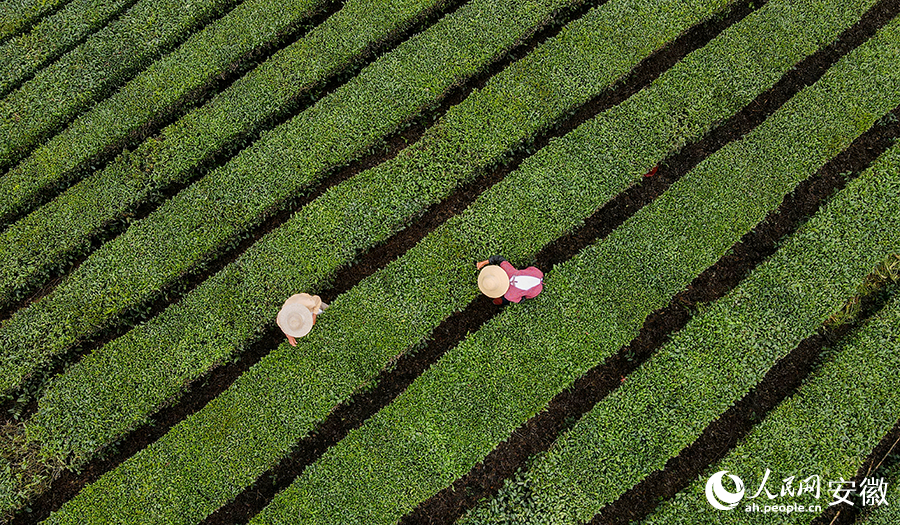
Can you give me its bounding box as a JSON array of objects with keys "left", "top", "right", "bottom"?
[{"left": 476, "top": 255, "right": 544, "bottom": 305}]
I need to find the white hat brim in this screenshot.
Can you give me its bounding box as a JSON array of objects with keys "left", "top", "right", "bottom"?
[{"left": 277, "top": 302, "right": 314, "bottom": 337}]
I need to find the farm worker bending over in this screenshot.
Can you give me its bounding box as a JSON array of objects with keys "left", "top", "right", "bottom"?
[
  {"left": 476, "top": 255, "right": 543, "bottom": 305},
  {"left": 276, "top": 293, "right": 328, "bottom": 346}
]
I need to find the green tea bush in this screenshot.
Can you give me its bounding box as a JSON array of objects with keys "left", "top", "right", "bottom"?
[
  {"left": 256, "top": 17, "right": 900, "bottom": 523},
  {"left": 0, "top": 0, "right": 239, "bottom": 170},
  {"left": 30, "top": 0, "right": 881, "bottom": 509},
  {"left": 0, "top": 0, "right": 71, "bottom": 42},
  {"left": 0, "top": 0, "right": 138, "bottom": 97},
  {"left": 0, "top": 0, "right": 331, "bottom": 222},
  {"left": 0, "top": 0, "right": 586, "bottom": 396},
  {"left": 0, "top": 0, "right": 454, "bottom": 307}
]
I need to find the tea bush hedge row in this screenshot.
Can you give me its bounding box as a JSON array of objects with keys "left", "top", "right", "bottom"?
[
  {"left": 0, "top": 0, "right": 331, "bottom": 223},
  {"left": 0, "top": 0, "right": 718, "bottom": 398},
  {"left": 0, "top": 0, "right": 238, "bottom": 170},
  {"left": 0, "top": 457, "right": 12, "bottom": 515},
  {"left": 0, "top": 0, "right": 70, "bottom": 42},
  {"left": 0, "top": 0, "right": 459, "bottom": 308},
  {"left": 30, "top": 0, "right": 878, "bottom": 477},
  {"left": 37, "top": 1, "right": 740, "bottom": 522},
  {"left": 641, "top": 289, "right": 900, "bottom": 524},
  {"left": 252, "top": 17, "right": 900, "bottom": 523},
  {"left": 0, "top": 0, "right": 138, "bottom": 98},
  {"left": 0, "top": 0, "right": 593, "bottom": 396},
  {"left": 459, "top": 136, "right": 900, "bottom": 525}
]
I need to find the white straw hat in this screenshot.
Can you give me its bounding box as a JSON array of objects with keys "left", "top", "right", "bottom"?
[
  {"left": 276, "top": 298, "right": 314, "bottom": 337},
  {"left": 478, "top": 265, "right": 510, "bottom": 298}
]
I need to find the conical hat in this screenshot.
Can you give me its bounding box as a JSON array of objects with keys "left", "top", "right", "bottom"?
[
  {"left": 276, "top": 300, "right": 314, "bottom": 337},
  {"left": 478, "top": 265, "right": 510, "bottom": 298}
]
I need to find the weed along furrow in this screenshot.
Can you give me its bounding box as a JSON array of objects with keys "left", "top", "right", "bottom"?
[
  {"left": 588, "top": 262, "right": 900, "bottom": 525},
  {"left": 0, "top": 0, "right": 337, "bottom": 227},
  {"left": 258, "top": 25, "right": 900, "bottom": 525},
  {"left": 817, "top": 421, "right": 900, "bottom": 525},
  {"left": 0, "top": 0, "right": 72, "bottom": 43},
  {"left": 641, "top": 288, "right": 900, "bottom": 525},
  {"left": 0, "top": 459, "right": 10, "bottom": 517},
  {"left": 0, "top": 0, "right": 250, "bottom": 173},
  {"left": 0, "top": 0, "right": 598, "bottom": 397},
  {"left": 25, "top": 1, "right": 747, "bottom": 522},
  {"left": 0, "top": 0, "right": 140, "bottom": 99},
  {"left": 458, "top": 143, "right": 900, "bottom": 525},
  {"left": 856, "top": 462, "right": 900, "bottom": 525}
]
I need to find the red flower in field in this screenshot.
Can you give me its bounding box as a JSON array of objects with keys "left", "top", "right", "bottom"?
[{"left": 644, "top": 166, "right": 658, "bottom": 178}]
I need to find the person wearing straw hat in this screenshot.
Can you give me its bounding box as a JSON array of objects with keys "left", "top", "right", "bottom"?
[
  {"left": 276, "top": 293, "right": 328, "bottom": 346},
  {"left": 476, "top": 255, "right": 543, "bottom": 305}
]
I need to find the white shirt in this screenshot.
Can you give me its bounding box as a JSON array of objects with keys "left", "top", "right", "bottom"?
[{"left": 510, "top": 275, "right": 541, "bottom": 291}]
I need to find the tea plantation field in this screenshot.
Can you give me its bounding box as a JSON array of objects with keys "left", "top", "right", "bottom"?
[{"left": 1, "top": 0, "right": 899, "bottom": 523}]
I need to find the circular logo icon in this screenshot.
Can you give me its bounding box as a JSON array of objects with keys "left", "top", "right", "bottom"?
[{"left": 705, "top": 470, "right": 745, "bottom": 510}]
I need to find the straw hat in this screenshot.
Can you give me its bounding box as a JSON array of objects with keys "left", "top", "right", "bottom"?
[
  {"left": 478, "top": 265, "right": 510, "bottom": 298},
  {"left": 277, "top": 296, "right": 315, "bottom": 337}
]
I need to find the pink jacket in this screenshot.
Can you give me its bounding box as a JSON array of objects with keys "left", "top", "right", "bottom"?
[{"left": 498, "top": 260, "right": 544, "bottom": 303}]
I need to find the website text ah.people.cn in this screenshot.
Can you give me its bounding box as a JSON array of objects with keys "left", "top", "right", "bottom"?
[{"left": 705, "top": 468, "right": 890, "bottom": 514}]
